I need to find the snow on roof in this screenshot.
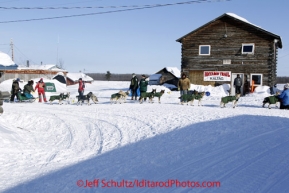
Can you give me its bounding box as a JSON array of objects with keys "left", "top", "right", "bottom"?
[
  {"left": 17, "top": 64, "right": 66, "bottom": 71},
  {"left": 66, "top": 73, "right": 93, "bottom": 82},
  {"left": 165, "top": 67, "right": 181, "bottom": 78},
  {"left": 0, "top": 51, "right": 16, "bottom": 66},
  {"left": 177, "top": 13, "right": 282, "bottom": 48},
  {"left": 225, "top": 13, "right": 282, "bottom": 46},
  {"left": 149, "top": 74, "right": 162, "bottom": 80},
  {"left": 226, "top": 13, "right": 260, "bottom": 28}
]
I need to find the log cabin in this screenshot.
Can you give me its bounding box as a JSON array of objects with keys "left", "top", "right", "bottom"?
[{"left": 176, "top": 13, "right": 282, "bottom": 94}]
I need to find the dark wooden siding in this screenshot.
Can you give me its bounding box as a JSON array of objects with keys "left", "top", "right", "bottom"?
[
  {"left": 180, "top": 16, "right": 278, "bottom": 86},
  {"left": 155, "top": 68, "right": 179, "bottom": 86}
]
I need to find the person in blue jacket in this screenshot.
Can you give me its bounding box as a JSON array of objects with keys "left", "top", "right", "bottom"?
[{"left": 279, "top": 83, "right": 289, "bottom": 110}]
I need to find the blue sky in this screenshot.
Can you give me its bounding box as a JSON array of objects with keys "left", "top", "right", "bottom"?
[{"left": 0, "top": 0, "right": 288, "bottom": 76}]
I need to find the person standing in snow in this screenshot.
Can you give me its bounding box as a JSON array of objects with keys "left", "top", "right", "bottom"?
[
  {"left": 278, "top": 83, "right": 289, "bottom": 110},
  {"left": 178, "top": 73, "right": 190, "bottom": 102},
  {"left": 129, "top": 73, "right": 139, "bottom": 100},
  {"left": 35, "top": 78, "right": 47, "bottom": 102},
  {"left": 138, "top": 74, "right": 149, "bottom": 102},
  {"left": 78, "top": 78, "right": 85, "bottom": 103},
  {"left": 234, "top": 74, "right": 243, "bottom": 94},
  {"left": 10, "top": 78, "right": 22, "bottom": 102},
  {"left": 23, "top": 80, "right": 35, "bottom": 99}
]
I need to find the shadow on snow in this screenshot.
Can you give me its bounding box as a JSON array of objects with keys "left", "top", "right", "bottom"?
[{"left": 4, "top": 115, "right": 289, "bottom": 193}]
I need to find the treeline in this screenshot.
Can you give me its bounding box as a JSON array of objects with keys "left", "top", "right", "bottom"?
[
  {"left": 276, "top": 77, "right": 289, "bottom": 83},
  {"left": 86, "top": 73, "right": 150, "bottom": 81}
]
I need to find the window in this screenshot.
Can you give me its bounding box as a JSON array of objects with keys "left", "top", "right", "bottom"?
[
  {"left": 242, "top": 43, "right": 255, "bottom": 54},
  {"left": 250, "top": 74, "right": 262, "bottom": 86},
  {"left": 199, "top": 45, "right": 210, "bottom": 55}
]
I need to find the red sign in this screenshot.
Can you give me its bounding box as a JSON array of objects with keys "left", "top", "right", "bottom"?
[{"left": 204, "top": 71, "right": 231, "bottom": 81}]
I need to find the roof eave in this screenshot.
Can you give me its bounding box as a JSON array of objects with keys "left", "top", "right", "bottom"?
[{"left": 176, "top": 13, "right": 283, "bottom": 48}]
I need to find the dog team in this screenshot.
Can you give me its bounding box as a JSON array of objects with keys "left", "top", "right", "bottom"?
[{"left": 9, "top": 76, "right": 289, "bottom": 109}]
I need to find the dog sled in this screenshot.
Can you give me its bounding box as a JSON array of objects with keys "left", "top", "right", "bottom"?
[{"left": 16, "top": 92, "right": 36, "bottom": 103}]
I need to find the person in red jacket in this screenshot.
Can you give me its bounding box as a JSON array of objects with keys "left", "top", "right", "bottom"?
[
  {"left": 35, "top": 78, "right": 47, "bottom": 102},
  {"left": 78, "top": 78, "right": 85, "bottom": 103}
]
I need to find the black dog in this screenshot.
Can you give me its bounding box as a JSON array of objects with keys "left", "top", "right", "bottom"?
[
  {"left": 262, "top": 92, "right": 280, "bottom": 109},
  {"left": 76, "top": 92, "right": 98, "bottom": 106}
]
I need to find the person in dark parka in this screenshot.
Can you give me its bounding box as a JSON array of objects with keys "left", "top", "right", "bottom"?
[
  {"left": 10, "top": 78, "right": 22, "bottom": 102},
  {"left": 234, "top": 74, "right": 243, "bottom": 94},
  {"left": 138, "top": 74, "right": 149, "bottom": 102},
  {"left": 129, "top": 73, "right": 139, "bottom": 100},
  {"left": 23, "top": 80, "right": 35, "bottom": 99}
]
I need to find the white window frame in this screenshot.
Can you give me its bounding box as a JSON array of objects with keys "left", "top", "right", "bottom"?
[
  {"left": 250, "top": 73, "right": 263, "bottom": 86},
  {"left": 242, "top": 43, "right": 255, "bottom": 54},
  {"left": 199, "top": 45, "right": 211, "bottom": 55}
]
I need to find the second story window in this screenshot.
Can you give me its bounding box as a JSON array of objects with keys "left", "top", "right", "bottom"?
[
  {"left": 199, "top": 45, "right": 211, "bottom": 55},
  {"left": 242, "top": 43, "right": 254, "bottom": 54}
]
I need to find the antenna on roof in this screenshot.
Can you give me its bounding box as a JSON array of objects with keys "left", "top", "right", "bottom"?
[
  {"left": 10, "top": 39, "right": 14, "bottom": 61},
  {"left": 56, "top": 35, "right": 59, "bottom": 67}
]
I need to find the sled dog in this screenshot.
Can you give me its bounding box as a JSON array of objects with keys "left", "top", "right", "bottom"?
[
  {"left": 49, "top": 92, "right": 70, "bottom": 105},
  {"left": 262, "top": 92, "right": 280, "bottom": 109},
  {"left": 110, "top": 90, "right": 130, "bottom": 104},
  {"left": 139, "top": 89, "right": 156, "bottom": 104},
  {"left": 76, "top": 92, "right": 98, "bottom": 105},
  {"left": 154, "top": 90, "right": 165, "bottom": 103},
  {"left": 220, "top": 94, "right": 241, "bottom": 108}
]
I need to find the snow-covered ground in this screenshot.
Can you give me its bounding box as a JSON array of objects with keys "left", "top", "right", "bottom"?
[{"left": 1, "top": 80, "right": 289, "bottom": 193}]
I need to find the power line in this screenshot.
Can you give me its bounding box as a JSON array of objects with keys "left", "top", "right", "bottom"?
[
  {"left": 279, "top": 53, "right": 289, "bottom": 59},
  {"left": 0, "top": 0, "right": 231, "bottom": 23},
  {"left": 13, "top": 44, "right": 38, "bottom": 65},
  {"left": 0, "top": 0, "right": 219, "bottom": 9}
]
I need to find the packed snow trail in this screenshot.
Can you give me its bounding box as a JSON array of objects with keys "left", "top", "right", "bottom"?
[{"left": 1, "top": 81, "right": 289, "bottom": 193}]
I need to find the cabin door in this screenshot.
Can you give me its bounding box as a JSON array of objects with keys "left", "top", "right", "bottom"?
[{"left": 231, "top": 73, "right": 244, "bottom": 96}]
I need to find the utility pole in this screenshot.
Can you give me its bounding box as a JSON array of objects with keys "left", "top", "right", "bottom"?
[
  {"left": 56, "top": 35, "right": 59, "bottom": 67},
  {"left": 10, "top": 39, "right": 14, "bottom": 61}
]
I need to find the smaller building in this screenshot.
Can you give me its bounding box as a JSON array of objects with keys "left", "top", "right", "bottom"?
[
  {"left": 153, "top": 67, "right": 181, "bottom": 87},
  {"left": 1, "top": 62, "right": 67, "bottom": 82},
  {"left": 0, "top": 51, "right": 18, "bottom": 80},
  {"left": 66, "top": 73, "right": 94, "bottom": 86},
  {"left": 149, "top": 74, "right": 162, "bottom": 85}
]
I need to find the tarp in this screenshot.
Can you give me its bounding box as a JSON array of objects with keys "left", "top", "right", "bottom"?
[
  {"left": 53, "top": 74, "right": 66, "bottom": 84},
  {"left": 128, "top": 88, "right": 140, "bottom": 97},
  {"left": 44, "top": 82, "right": 57, "bottom": 92}
]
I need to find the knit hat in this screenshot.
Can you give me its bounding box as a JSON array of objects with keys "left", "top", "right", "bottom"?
[
  {"left": 16, "top": 78, "right": 20, "bottom": 81},
  {"left": 284, "top": 83, "right": 289, "bottom": 89},
  {"left": 132, "top": 73, "right": 135, "bottom": 76}
]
